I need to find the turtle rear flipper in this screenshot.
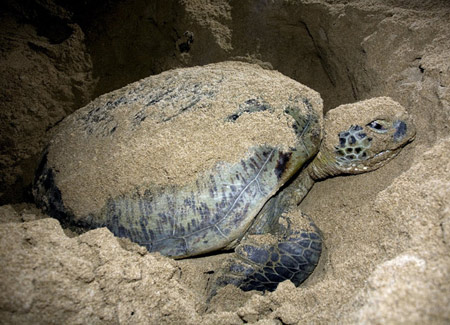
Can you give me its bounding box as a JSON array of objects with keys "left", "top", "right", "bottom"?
[{"left": 209, "top": 215, "right": 322, "bottom": 298}]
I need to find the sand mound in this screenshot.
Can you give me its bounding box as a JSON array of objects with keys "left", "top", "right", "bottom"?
[
  {"left": 1, "top": 137, "right": 448, "bottom": 323},
  {"left": 0, "top": 0, "right": 449, "bottom": 323}
]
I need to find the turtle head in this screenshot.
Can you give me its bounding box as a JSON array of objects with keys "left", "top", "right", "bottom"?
[{"left": 308, "top": 97, "right": 416, "bottom": 180}]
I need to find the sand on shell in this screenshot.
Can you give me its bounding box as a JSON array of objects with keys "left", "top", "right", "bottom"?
[
  {"left": 45, "top": 61, "right": 322, "bottom": 217},
  {"left": 0, "top": 0, "right": 449, "bottom": 323}
]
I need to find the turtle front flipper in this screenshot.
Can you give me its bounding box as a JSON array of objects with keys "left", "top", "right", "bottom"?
[{"left": 209, "top": 213, "right": 322, "bottom": 297}]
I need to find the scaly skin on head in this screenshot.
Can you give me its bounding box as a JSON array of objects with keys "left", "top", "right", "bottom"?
[{"left": 307, "top": 97, "right": 416, "bottom": 181}]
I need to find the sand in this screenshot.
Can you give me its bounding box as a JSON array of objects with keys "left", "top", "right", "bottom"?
[
  {"left": 0, "top": 0, "right": 449, "bottom": 323},
  {"left": 43, "top": 61, "right": 321, "bottom": 217},
  {"left": 1, "top": 137, "right": 449, "bottom": 323}
]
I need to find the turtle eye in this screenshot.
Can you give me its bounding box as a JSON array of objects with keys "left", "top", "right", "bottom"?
[{"left": 367, "top": 120, "right": 388, "bottom": 133}]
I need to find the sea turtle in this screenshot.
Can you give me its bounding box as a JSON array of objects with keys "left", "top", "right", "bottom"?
[{"left": 33, "top": 61, "right": 415, "bottom": 295}]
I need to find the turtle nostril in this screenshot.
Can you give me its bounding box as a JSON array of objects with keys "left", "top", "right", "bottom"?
[{"left": 393, "top": 121, "right": 407, "bottom": 142}]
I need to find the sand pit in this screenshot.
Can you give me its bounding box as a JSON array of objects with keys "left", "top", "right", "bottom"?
[{"left": 0, "top": 0, "right": 449, "bottom": 323}]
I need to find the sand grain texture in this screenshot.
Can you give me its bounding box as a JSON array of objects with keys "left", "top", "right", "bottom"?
[
  {"left": 0, "top": 0, "right": 449, "bottom": 323},
  {"left": 45, "top": 61, "right": 321, "bottom": 217}
]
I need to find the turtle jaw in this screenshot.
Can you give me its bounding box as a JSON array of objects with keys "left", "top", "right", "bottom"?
[
  {"left": 334, "top": 147, "right": 399, "bottom": 175},
  {"left": 309, "top": 144, "right": 403, "bottom": 179},
  {"left": 307, "top": 150, "right": 343, "bottom": 180}
]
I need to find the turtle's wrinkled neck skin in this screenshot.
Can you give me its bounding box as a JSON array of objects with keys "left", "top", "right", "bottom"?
[
  {"left": 271, "top": 150, "right": 339, "bottom": 214},
  {"left": 306, "top": 151, "right": 340, "bottom": 181}
]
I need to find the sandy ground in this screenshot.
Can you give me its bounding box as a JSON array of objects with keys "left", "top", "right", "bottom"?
[
  {"left": 1, "top": 134, "right": 449, "bottom": 324},
  {"left": 0, "top": 0, "right": 449, "bottom": 324}
]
